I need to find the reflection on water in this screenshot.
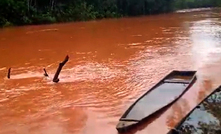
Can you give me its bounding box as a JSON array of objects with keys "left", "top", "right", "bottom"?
[
  {"left": 172, "top": 86, "right": 221, "bottom": 134},
  {"left": 0, "top": 8, "right": 221, "bottom": 134}
]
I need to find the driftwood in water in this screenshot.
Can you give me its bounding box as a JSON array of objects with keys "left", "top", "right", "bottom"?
[
  {"left": 7, "top": 68, "right": 11, "bottom": 79},
  {"left": 43, "top": 68, "right": 49, "bottom": 77},
  {"left": 53, "top": 55, "right": 69, "bottom": 83}
]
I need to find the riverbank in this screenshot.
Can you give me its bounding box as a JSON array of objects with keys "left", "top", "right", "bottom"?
[{"left": 0, "top": 0, "right": 221, "bottom": 28}]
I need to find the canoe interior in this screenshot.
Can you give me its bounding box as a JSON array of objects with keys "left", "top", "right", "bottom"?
[
  {"left": 168, "top": 86, "right": 221, "bottom": 134},
  {"left": 122, "top": 82, "right": 189, "bottom": 121},
  {"left": 119, "top": 70, "right": 196, "bottom": 122},
  {"left": 164, "top": 71, "right": 196, "bottom": 84}
]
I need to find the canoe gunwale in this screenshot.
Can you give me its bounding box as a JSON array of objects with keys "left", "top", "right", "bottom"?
[
  {"left": 163, "top": 80, "right": 190, "bottom": 84},
  {"left": 116, "top": 70, "right": 197, "bottom": 133},
  {"left": 119, "top": 118, "right": 139, "bottom": 122}
]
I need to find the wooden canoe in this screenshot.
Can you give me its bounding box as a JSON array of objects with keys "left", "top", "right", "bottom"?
[
  {"left": 116, "top": 70, "right": 197, "bottom": 133},
  {"left": 167, "top": 85, "right": 221, "bottom": 134}
]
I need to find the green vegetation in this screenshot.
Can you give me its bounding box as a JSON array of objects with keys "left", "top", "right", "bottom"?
[{"left": 0, "top": 0, "right": 221, "bottom": 27}]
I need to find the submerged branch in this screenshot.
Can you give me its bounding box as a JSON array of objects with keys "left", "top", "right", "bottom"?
[
  {"left": 43, "top": 68, "right": 49, "bottom": 77},
  {"left": 7, "top": 68, "right": 11, "bottom": 79},
  {"left": 53, "top": 55, "right": 69, "bottom": 83}
]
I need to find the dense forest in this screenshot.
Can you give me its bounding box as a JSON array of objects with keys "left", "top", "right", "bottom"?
[{"left": 0, "top": 0, "right": 221, "bottom": 27}]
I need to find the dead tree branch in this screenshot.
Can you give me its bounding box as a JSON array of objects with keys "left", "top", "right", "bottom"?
[
  {"left": 53, "top": 55, "right": 69, "bottom": 83},
  {"left": 43, "top": 68, "right": 49, "bottom": 77},
  {"left": 7, "top": 68, "right": 11, "bottom": 79}
]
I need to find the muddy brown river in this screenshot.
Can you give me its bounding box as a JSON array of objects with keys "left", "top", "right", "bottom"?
[{"left": 0, "top": 8, "right": 221, "bottom": 134}]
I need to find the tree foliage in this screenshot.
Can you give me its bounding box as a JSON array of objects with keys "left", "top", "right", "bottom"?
[{"left": 0, "top": 0, "right": 220, "bottom": 27}]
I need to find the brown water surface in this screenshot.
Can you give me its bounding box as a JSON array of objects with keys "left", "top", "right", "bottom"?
[{"left": 0, "top": 8, "right": 221, "bottom": 134}]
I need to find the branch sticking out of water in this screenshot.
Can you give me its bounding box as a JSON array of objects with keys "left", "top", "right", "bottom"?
[
  {"left": 43, "top": 68, "right": 49, "bottom": 77},
  {"left": 53, "top": 55, "right": 69, "bottom": 83},
  {"left": 7, "top": 68, "right": 11, "bottom": 79}
]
